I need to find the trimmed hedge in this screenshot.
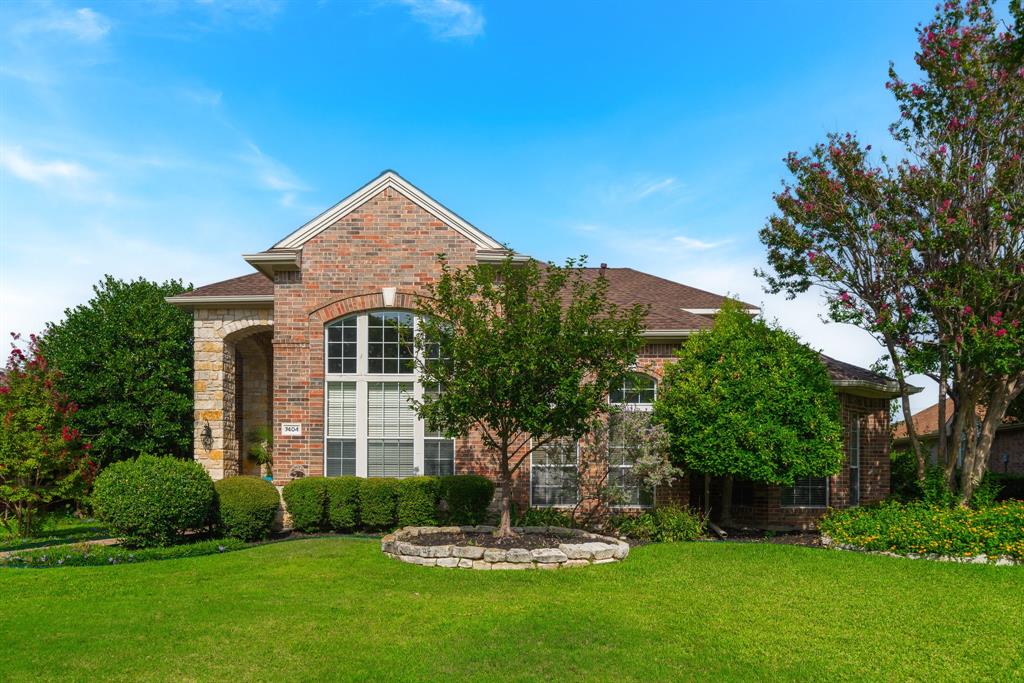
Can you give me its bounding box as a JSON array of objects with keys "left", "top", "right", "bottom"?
[
  {"left": 281, "top": 477, "right": 329, "bottom": 533},
  {"left": 439, "top": 474, "right": 494, "bottom": 525},
  {"left": 92, "top": 455, "right": 216, "bottom": 548},
  {"left": 360, "top": 478, "right": 400, "bottom": 530},
  {"left": 820, "top": 500, "right": 1024, "bottom": 560},
  {"left": 326, "top": 477, "right": 362, "bottom": 531},
  {"left": 396, "top": 477, "right": 439, "bottom": 527},
  {"left": 215, "top": 477, "right": 280, "bottom": 541}
]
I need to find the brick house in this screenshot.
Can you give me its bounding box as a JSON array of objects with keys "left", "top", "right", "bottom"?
[
  {"left": 893, "top": 400, "right": 1024, "bottom": 476},
  {"left": 169, "top": 171, "right": 905, "bottom": 529}
]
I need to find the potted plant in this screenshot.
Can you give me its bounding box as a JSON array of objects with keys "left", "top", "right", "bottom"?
[{"left": 248, "top": 425, "right": 274, "bottom": 481}]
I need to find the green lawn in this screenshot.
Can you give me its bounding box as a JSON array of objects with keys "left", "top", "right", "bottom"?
[{"left": 1, "top": 539, "right": 1021, "bottom": 681}]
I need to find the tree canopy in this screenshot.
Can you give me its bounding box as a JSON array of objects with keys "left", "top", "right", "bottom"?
[
  {"left": 758, "top": 0, "right": 1023, "bottom": 504},
  {"left": 41, "top": 276, "right": 194, "bottom": 467},
  {"left": 413, "top": 256, "right": 647, "bottom": 536},
  {"left": 654, "top": 300, "right": 844, "bottom": 518}
]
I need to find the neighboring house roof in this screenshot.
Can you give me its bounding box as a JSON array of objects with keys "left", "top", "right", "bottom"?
[{"left": 893, "top": 399, "right": 1019, "bottom": 442}]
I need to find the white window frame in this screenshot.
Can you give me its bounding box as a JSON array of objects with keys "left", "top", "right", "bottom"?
[
  {"left": 323, "top": 310, "right": 455, "bottom": 478},
  {"left": 607, "top": 372, "right": 657, "bottom": 509},
  {"left": 529, "top": 438, "right": 580, "bottom": 509}
]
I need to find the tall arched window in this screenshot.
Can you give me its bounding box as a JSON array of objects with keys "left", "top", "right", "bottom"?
[
  {"left": 608, "top": 372, "right": 657, "bottom": 507},
  {"left": 324, "top": 311, "right": 454, "bottom": 478}
]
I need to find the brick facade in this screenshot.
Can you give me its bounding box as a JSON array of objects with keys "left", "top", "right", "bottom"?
[{"left": 183, "top": 175, "right": 896, "bottom": 529}]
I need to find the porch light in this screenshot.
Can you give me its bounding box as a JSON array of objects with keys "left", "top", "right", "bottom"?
[{"left": 201, "top": 422, "right": 213, "bottom": 451}]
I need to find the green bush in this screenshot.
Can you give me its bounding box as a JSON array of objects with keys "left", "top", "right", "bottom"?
[
  {"left": 439, "top": 474, "right": 495, "bottom": 525},
  {"left": 611, "top": 506, "right": 706, "bottom": 542},
  {"left": 360, "top": 478, "right": 400, "bottom": 530},
  {"left": 514, "top": 507, "right": 573, "bottom": 528},
  {"left": 920, "top": 466, "right": 958, "bottom": 507},
  {"left": 326, "top": 477, "right": 362, "bottom": 531},
  {"left": 281, "top": 477, "right": 329, "bottom": 533},
  {"left": 2, "top": 537, "right": 248, "bottom": 568},
  {"left": 92, "top": 455, "right": 216, "bottom": 547},
  {"left": 889, "top": 448, "right": 920, "bottom": 502},
  {"left": 214, "top": 476, "right": 280, "bottom": 541},
  {"left": 820, "top": 500, "right": 1024, "bottom": 560},
  {"left": 395, "top": 477, "right": 439, "bottom": 527}
]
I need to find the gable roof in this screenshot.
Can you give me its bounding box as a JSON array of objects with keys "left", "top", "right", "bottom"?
[{"left": 271, "top": 170, "right": 506, "bottom": 252}]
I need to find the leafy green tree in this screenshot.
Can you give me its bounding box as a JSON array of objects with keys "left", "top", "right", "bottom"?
[
  {"left": 653, "top": 301, "right": 844, "bottom": 523},
  {"left": 41, "top": 276, "right": 193, "bottom": 466},
  {"left": 1, "top": 334, "right": 95, "bottom": 537},
  {"left": 758, "top": 0, "right": 1023, "bottom": 504},
  {"left": 413, "top": 256, "right": 647, "bottom": 537}
]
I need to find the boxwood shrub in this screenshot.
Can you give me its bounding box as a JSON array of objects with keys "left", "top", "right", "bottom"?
[
  {"left": 326, "top": 476, "right": 362, "bottom": 531},
  {"left": 360, "top": 478, "right": 400, "bottom": 530},
  {"left": 820, "top": 500, "right": 1024, "bottom": 560},
  {"left": 215, "top": 476, "right": 280, "bottom": 541},
  {"left": 396, "top": 477, "right": 439, "bottom": 527},
  {"left": 281, "top": 477, "right": 329, "bottom": 532},
  {"left": 92, "top": 455, "right": 216, "bottom": 547},
  {"left": 439, "top": 474, "right": 495, "bottom": 525}
]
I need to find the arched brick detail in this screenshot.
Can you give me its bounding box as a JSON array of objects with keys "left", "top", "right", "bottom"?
[{"left": 308, "top": 290, "right": 428, "bottom": 324}]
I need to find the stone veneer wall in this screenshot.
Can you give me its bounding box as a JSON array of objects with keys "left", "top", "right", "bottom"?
[{"left": 192, "top": 307, "right": 273, "bottom": 480}]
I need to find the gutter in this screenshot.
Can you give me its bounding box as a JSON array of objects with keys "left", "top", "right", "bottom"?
[{"left": 165, "top": 294, "right": 274, "bottom": 309}]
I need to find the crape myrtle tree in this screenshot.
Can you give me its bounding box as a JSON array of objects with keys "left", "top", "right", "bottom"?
[
  {"left": 653, "top": 301, "right": 845, "bottom": 524},
  {"left": 412, "top": 255, "right": 647, "bottom": 537},
  {"left": 1, "top": 334, "right": 95, "bottom": 537},
  {"left": 758, "top": 0, "right": 1023, "bottom": 504},
  {"left": 41, "top": 276, "right": 194, "bottom": 467}
]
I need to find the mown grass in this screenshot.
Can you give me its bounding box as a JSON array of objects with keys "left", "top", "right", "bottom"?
[
  {"left": 0, "top": 515, "right": 107, "bottom": 553},
  {"left": 1, "top": 538, "right": 1021, "bottom": 681}
]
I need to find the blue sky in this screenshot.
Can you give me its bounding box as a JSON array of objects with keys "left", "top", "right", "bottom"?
[{"left": 1, "top": 0, "right": 941, "bottom": 411}]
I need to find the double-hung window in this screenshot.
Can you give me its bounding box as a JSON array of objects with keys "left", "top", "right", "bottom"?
[
  {"left": 781, "top": 476, "right": 828, "bottom": 507},
  {"left": 607, "top": 373, "right": 657, "bottom": 507},
  {"left": 324, "top": 311, "right": 455, "bottom": 478},
  {"left": 530, "top": 438, "right": 578, "bottom": 507}
]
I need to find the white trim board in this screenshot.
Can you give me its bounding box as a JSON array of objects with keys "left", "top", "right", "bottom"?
[{"left": 273, "top": 170, "right": 506, "bottom": 252}]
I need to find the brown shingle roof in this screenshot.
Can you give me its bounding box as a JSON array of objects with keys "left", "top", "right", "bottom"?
[
  {"left": 819, "top": 354, "right": 894, "bottom": 386},
  {"left": 176, "top": 273, "right": 273, "bottom": 298}
]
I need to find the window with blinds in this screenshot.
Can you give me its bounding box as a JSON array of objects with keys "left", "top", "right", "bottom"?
[
  {"left": 367, "top": 382, "right": 415, "bottom": 477},
  {"left": 423, "top": 383, "right": 454, "bottom": 476},
  {"left": 608, "top": 413, "right": 653, "bottom": 507},
  {"left": 531, "top": 439, "right": 578, "bottom": 507},
  {"left": 849, "top": 418, "right": 861, "bottom": 506},
  {"left": 326, "top": 382, "right": 356, "bottom": 476},
  {"left": 781, "top": 476, "right": 828, "bottom": 507}
]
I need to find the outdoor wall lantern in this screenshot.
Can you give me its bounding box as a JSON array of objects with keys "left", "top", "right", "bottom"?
[{"left": 201, "top": 421, "right": 213, "bottom": 452}]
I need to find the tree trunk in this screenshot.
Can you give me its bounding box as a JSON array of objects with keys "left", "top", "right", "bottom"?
[
  {"left": 959, "top": 382, "right": 1016, "bottom": 507},
  {"left": 886, "top": 341, "right": 926, "bottom": 482},
  {"left": 496, "top": 448, "right": 515, "bottom": 538},
  {"left": 719, "top": 476, "right": 733, "bottom": 527},
  {"left": 703, "top": 473, "right": 711, "bottom": 518},
  {"left": 936, "top": 354, "right": 948, "bottom": 470}
]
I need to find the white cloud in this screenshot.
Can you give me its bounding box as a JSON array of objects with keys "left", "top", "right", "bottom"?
[
  {"left": 395, "top": 0, "right": 485, "bottom": 40},
  {"left": 673, "top": 235, "right": 729, "bottom": 250},
  {"left": 0, "top": 145, "right": 94, "bottom": 185},
  {"left": 15, "top": 7, "right": 111, "bottom": 42},
  {"left": 634, "top": 177, "right": 677, "bottom": 200},
  {"left": 240, "top": 141, "right": 309, "bottom": 202}
]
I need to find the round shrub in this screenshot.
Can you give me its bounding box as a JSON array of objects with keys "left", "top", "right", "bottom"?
[
  {"left": 92, "top": 455, "right": 216, "bottom": 547},
  {"left": 326, "top": 477, "right": 362, "bottom": 531},
  {"left": 360, "top": 478, "right": 400, "bottom": 530},
  {"left": 215, "top": 476, "right": 280, "bottom": 541},
  {"left": 439, "top": 474, "right": 494, "bottom": 525},
  {"left": 396, "top": 477, "right": 439, "bottom": 527},
  {"left": 611, "top": 506, "right": 706, "bottom": 542},
  {"left": 281, "top": 477, "right": 328, "bottom": 532}
]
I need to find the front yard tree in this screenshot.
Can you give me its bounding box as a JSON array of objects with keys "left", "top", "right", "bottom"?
[
  {"left": 413, "top": 256, "right": 647, "bottom": 537},
  {"left": 758, "top": 0, "right": 1023, "bottom": 504},
  {"left": 41, "top": 276, "right": 194, "bottom": 466},
  {"left": 653, "top": 301, "right": 845, "bottom": 524},
  {"left": 1, "top": 334, "right": 95, "bottom": 537}
]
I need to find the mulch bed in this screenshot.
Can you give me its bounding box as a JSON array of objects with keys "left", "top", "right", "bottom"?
[{"left": 409, "top": 532, "right": 574, "bottom": 550}]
